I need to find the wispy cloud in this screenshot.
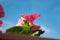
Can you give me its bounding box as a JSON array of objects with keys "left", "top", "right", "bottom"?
[{"left": 41, "top": 25, "right": 52, "bottom": 34}]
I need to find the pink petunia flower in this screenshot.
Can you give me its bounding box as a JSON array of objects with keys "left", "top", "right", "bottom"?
[
  {"left": 21, "top": 13, "right": 40, "bottom": 30},
  {"left": 16, "top": 13, "right": 40, "bottom": 30}
]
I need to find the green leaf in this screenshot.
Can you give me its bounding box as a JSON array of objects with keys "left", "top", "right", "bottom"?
[{"left": 6, "top": 26, "right": 23, "bottom": 34}]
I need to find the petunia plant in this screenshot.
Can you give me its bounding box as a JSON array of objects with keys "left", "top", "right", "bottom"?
[{"left": 6, "top": 13, "right": 45, "bottom": 36}]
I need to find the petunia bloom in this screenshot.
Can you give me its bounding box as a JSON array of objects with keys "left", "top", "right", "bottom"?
[
  {"left": 16, "top": 13, "right": 40, "bottom": 30},
  {"left": 21, "top": 13, "right": 40, "bottom": 30}
]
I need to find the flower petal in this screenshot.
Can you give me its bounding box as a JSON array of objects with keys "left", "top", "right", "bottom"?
[
  {"left": 31, "top": 25, "right": 40, "bottom": 31},
  {"left": 16, "top": 17, "right": 26, "bottom": 26},
  {"left": 21, "top": 13, "right": 40, "bottom": 23},
  {"left": 0, "top": 20, "right": 2, "bottom": 27},
  {"left": 0, "top": 5, "right": 5, "bottom": 18}
]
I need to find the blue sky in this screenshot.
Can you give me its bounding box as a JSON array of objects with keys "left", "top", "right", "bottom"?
[{"left": 0, "top": 0, "right": 60, "bottom": 39}]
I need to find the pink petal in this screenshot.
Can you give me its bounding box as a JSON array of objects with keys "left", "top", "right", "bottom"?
[
  {"left": 31, "top": 25, "right": 40, "bottom": 31},
  {"left": 21, "top": 13, "right": 40, "bottom": 23},
  {"left": 31, "top": 13, "right": 40, "bottom": 19},
  {"left": 16, "top": 17, "right": 26, "bottom": 26},
  {"left": 0, "top": 20, "right": 2, "bottom": 27},
  {"left": 0, "top": 5, "right": 5, "bottom": 18}
]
